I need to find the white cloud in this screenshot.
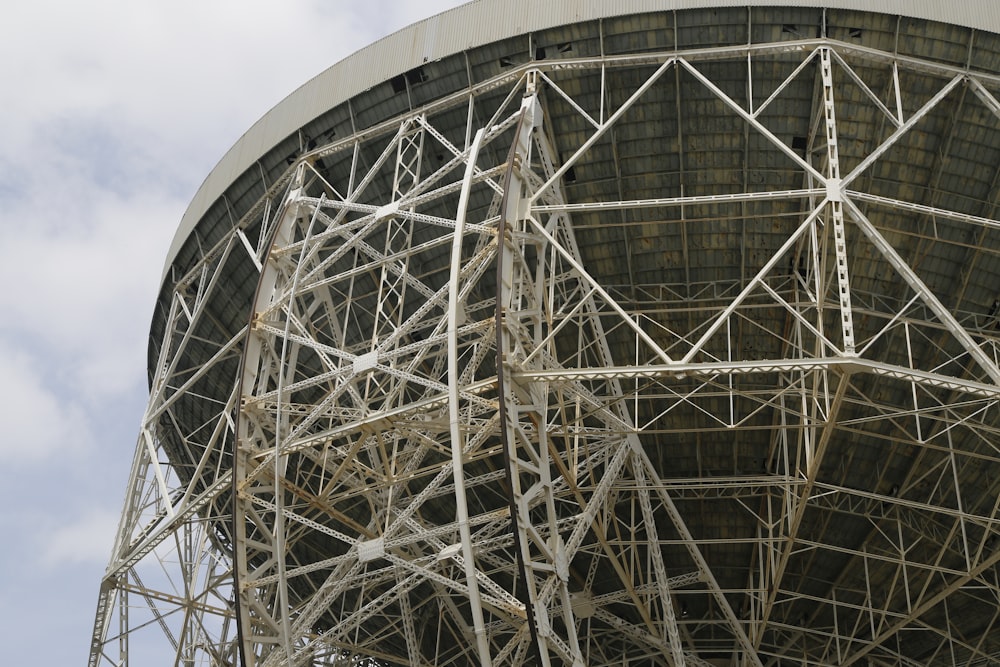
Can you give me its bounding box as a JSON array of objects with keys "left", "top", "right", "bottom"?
[
  {"left": 0, "top": 183, "right": 178, "bottom": 402},
  {"left": 0, "top": 345, "right": 93, "bottom": 460},
  {"left": 41, "top": 507, "right": 121, "bottom": 568},
  {"left": 0, "top": 0, "right": 460, "bottom": 178}
]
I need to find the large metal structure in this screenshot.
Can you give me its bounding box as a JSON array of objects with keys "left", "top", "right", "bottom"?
[{"left": 90, "top": 2, "right": 1000, "bottom": 665}]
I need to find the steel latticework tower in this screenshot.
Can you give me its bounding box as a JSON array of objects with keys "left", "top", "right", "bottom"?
[{"left": 90, "top": 2, "right": 1000, "bottom": 665}]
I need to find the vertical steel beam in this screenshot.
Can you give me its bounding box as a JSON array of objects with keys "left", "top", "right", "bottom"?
[
  {"left": 819, "top": 47, "right": 857, "bottom": 355},
  {"left": 449, "top": 126, "right": 494, "bottom": 667},
  {"left": 497, "top": 87, "right": 585, "bottom": 667}
]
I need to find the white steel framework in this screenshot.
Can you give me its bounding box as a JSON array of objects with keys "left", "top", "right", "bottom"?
[{"left": 91, "top": 8, "right": 1000, "bottom": 667}]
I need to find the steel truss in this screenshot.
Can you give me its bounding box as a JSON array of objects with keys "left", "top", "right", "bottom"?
[{"left": 91, "top": 35, "right": 1000, "bottom": 667}]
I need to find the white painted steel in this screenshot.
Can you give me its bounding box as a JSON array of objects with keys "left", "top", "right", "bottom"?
[{"left": 92, "top": 7, "right": 1000, "bottom": 667}]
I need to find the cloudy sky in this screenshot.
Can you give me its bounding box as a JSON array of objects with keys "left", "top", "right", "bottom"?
[{"left": 0, "top": 0, "right": 466, "bottom": 662}]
